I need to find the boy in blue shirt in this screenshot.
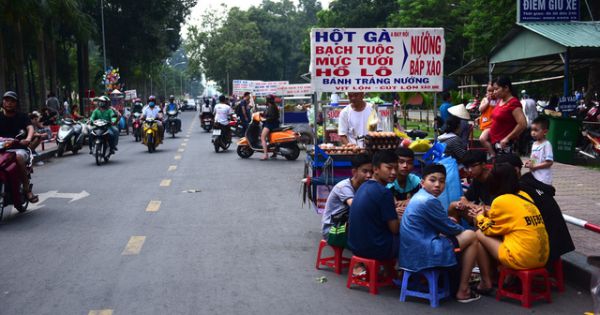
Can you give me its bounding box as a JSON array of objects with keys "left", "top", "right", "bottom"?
[
  {"left": 347, "top": 150, "right": 399, "bottom": 274},
  {"left": 387, "top": 147, "right": 420, "bottom": 219},
  {"left": 400, "top": 164, "right": 481, "bottom": 303}
]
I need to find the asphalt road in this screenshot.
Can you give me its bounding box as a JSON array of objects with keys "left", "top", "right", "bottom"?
[{"left": 0, "top": 112, "right": 594, "bottom": 314}]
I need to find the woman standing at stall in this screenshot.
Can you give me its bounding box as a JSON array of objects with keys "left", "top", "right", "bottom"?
[{"left": 488, "top": 77, "right": 527, "bottom": 154}]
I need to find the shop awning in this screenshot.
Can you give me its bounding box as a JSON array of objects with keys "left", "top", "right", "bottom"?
[{"left": 449, "top": 21, "right": 600, "bottom": 77}]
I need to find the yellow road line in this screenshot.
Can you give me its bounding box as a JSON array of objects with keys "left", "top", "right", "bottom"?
[
  {"left": 174, "top": 155, "right": 182, "bottom": 160},
  {"left": 88, "top": 310, "right": 113, "bottom": 315},
  {"left": 180, "top": 143, "right": 187, "bottom": 146},
  {"left": 160, "top": 179, "right": 171, "bottom": 187},
  {"left": 122, "top": 236, "right": 146, "bottom": 255},
  {"left": 168, "top": 165, "right": 177, "bottom": 171},
  {"left": 146, "top": 200, "right": 161, "bottom": 212},
  {"left": 178, "top": 148, "right": 185, "bottom": 153},
  {"left": 184, "top": 138, "right": 189, "bottom": 142}
]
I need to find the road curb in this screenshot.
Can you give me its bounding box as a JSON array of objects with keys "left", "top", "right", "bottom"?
[
  {"left": 563, "top": 251, "right": 599, "bottom": 291},
  {"left": 33, "top": 148, "right": 56, "bottom": 163}
]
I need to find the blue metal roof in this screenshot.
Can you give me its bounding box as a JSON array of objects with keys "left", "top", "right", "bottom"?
[{"left": 518, "top": 22, "right": 600, "bottom": 48}]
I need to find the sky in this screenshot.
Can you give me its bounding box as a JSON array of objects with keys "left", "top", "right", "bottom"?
[{"left": 183, "top": 0, "right": 331, "bottom": 37}]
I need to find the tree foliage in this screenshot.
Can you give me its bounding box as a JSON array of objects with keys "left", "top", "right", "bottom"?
[{"left": 185, "top": 0, "right": 322, "bottom": 92}]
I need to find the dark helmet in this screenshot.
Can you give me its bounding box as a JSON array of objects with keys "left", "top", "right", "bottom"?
[
  {"left": 148, "top": 95, "right": 156, "bottom": 102},
  {"left": 218, "top": 95, "right": 227, "bottom": 103},
  {"left": 2, "top": 91, "right": 18, "bottom": 101},
  {"left": 266, "top": 94, "right": 276, "bottom": 105}
]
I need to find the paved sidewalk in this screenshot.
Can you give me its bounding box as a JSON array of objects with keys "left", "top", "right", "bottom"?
[{"left": 552, "top": 162, "right": 600, "bottom": 257}]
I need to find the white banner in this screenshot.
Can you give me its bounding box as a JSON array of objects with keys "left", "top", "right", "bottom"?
[
  {"left": 276, "top": 84, "right": 314, "bottom": 96},
  {"left": 310, "top": 28, "right": 445, "bottom": 92},
  {"left": 232, "top": 80, "right": 289, "bottom": 97},
  {"left": 124, "top": 89, "right": 137, "bottom": 100}
]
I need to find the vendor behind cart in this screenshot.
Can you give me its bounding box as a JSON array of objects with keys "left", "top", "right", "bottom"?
[{"left": 338, "top": 92, "right": 373, "bottom": 148}]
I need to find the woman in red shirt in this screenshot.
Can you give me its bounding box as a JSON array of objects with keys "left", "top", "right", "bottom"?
[{"left": 489, "top": 77, "right": 527, "bottom": 154}]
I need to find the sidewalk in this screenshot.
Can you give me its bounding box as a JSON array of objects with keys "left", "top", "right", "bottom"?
[
  {"left": 552, "top": 162, "right": 600, "bottom": 258},
  {"left": 33, "top": 141, "right": 58, "bottom": 163}
]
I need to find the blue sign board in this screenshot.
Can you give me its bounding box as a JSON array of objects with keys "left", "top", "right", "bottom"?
[
  {"left": 519, "top": 0, "right": 580, "bottom": 22},
  {"left": 558, "top": 96, "right": 577, "bottom": 113}
]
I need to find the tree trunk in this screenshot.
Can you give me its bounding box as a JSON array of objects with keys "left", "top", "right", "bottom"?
[
  {"left": 36, "top": 31, "right": 47, "bottom": 111},
  {"left": 27, "top": 56, "right": 36, "bottom": 110},
  {"left": 77, "top": 40, "right": 90, "bottom": 114},
  {"left": 0, "top": 29, "right": 6, "bottom": 92},
  {"left": 14, "top": 20, "right": 29, "bottom": 111},
  {"left": 47, "top": 29, "right": 58, "bottom": 96}
]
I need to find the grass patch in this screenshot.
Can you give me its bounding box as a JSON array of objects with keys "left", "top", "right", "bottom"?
[{"left": 400, "top": 119, "right": 483, "bottom": 138}]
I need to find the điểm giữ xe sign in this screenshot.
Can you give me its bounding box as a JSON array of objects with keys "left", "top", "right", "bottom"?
[{"left": 310, "top": 28, "right": 445, "bottom": 93}]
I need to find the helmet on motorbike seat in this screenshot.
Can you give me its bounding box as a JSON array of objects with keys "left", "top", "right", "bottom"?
[
  {"left": 148, "top": 95, "right": 156, "bottom": 102},
  {"left": 2, "top": 91, "right": 18, "bottom": 101}
]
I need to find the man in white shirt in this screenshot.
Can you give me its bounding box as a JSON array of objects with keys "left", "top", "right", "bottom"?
[
  {"left": 141, "top": 96, "right": 164, "bottom": 137},
  {"left": 214, "top": 95, "right": 233, "bottom": 139},
  {"left": 338, "top": 92, "right": 373, "bottom": 148}
]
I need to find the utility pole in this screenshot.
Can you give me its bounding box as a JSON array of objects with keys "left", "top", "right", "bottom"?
[{"left": 100, "top": 0, "right": 107, "bottom": 72}]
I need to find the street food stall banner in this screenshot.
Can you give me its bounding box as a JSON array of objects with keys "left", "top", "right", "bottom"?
[
  {"left": 124, "top": 89, "right": 137, "bottom": 100},
  {"left": 310, "top": 28, "right": 445, "bottom": 93},
  {"left": 518, "top": 0, "right": 579, "bottom": 22},
  {"left": 232, "top": 80, "right": 289, "bottom": 97},
  {"left": 277, "top": 84, "right": 314, "bottom": 96}
]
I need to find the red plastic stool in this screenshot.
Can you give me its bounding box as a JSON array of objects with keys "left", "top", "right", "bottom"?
[
  {"left": 315, "top": 240, "right": 350, "bottom": 274},
  {"left": 548, "top": 258, "right": 565, "bottom": 292},
  {"left": 346, "top": 255, "right": 395, "bottom": 295},
  {"left": 496, "top": 266, "right": 552, "bottom": 308}
]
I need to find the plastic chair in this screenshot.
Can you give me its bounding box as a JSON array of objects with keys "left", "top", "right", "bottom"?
[
  {"left": 548, "top": 258, "right": 565, "bottom": 292},
  {"left": 399, "top": 268, "right": 450, "bottom": 308},
  {"left": 346, "top": 255, "right": 395, "bottom": 295},
  {"left": 496, "top": 266, "right": 552, "bottom": 308},
  {"left": 315, "top": 239, "right": 350, "bottom": 274}
]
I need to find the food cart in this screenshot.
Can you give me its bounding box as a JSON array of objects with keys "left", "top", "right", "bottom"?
[{"left": 303, "top": 28, "right": 445, "bottom": 213}]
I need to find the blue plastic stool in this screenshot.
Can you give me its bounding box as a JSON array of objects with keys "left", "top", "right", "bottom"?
[{"left": 399, "top": 268, "right": 450, "bottom": 308}]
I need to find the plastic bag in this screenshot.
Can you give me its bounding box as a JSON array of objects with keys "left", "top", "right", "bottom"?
[
  {"left": 409, "top": 139, "right": 432, "bottom": 152},
  {"left": 422, "top": 142, "right": 447, "bottom": 164},
  {"left": 436, "top": 156, "right": 463, "bottom": 211}
]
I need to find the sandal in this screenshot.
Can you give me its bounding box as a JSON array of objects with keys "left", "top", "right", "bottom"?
[
  {"left": 260, "top": 156, "right": 269, "bottom": 161},
  {"left": 25, "top": 191, "right": 39, "bottom": 203},
  {"left": 456, "top": 291, "right": 481, "bottom": 303},
  {"left": 471, "top": 284, "right": 494, "bottom": 296}
]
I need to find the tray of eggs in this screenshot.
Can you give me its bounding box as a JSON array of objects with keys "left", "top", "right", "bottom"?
[
  {"left": 318, "top": 143, "right": 366, "bottom": 156},
  {"left": 364, "top": 132, "right": 401, "bottom": 150}
]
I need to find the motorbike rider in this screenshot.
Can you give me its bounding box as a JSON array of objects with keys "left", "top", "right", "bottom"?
[
  {"left": 0, "top": 91, "right": 39, "bottom": 203},
  {"left": 89, "top": 95, "right": 119, "bottom": 154},
  {"left": 260, "top": 95, "right": 281, "bottom": 160},
  {"left": 164, "top": 95, "right": 181, "bottom": 132},
  {"left": 132, "top": 98, "right": 144, "bottom": 114},
  {"left": 141, "top": 95, "right": 164, "bottom": 137},
  {"left": 214, "top": 95, "right": 233, "bottom": 140}
]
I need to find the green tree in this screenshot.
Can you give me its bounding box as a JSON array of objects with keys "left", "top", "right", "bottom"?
[{"left": 317, "top": 0, "right": 398, "bottom": 28}]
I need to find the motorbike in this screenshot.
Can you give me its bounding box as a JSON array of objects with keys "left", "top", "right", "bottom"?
[
  {"left": 229, "top": 114, "right": 245, "bottom": 138},
  {"left": 166, "top": 110, "right": 181, "bottom": 138},
  {"left": 90, "top": 119, "right": 113, "bottom": 165},
  {"left": 200, "top": 112, "right": 214, "bottom": 132},
  {"left": 118, "top": 115, "right": 129, "bottom": 135},
  {"left": 236, "top": 113, "right": 301, "bottom": 160},
  {"left": 212, "top": 122, "right": 231, "bottom": 153},
  {"left": 56, "top": 118, "right": 84, "bottom": 157},
  {"left": 142, "top": 117, "right": 161, "bottom": 153},
  {"left": 132, "top": 112, "right": 142, "bottom": 142},
  {"left": 0, "top": 135, "right": 33, "bottom": 218}
]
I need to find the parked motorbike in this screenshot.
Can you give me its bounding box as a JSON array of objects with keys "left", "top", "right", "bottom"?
[
  {"left": 0, "top": 135, "right": 33, "bottom": 217},
  {"left": 56, "top": 118, "right": 84, "bottom": 157},
  {"left": 132, "top": 112, "right": 142, "bottom": 142},
  {"left": 142, "top": 117, "right": 161, "bottom": 153},
  {"left": 166, "top": 110, "right": 181, "bottom": 138},
  {"left": 229, "top": 114, "right": 245, "bottom": 138},
  {"left": 90, "top": 119, "right": 113, "bottom": 165},
  {"left": 578, "top": 129, "right": 600, "bottom": 161},
  {"left": 200, "top": 112, "right": 214, "bottom": 132},
  {"left": 236, "top": 113, "right": 301, "bottom": 160}
]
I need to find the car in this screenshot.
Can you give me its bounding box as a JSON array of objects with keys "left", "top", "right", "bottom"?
[{"left": 181, "top": 99, "right": 197, "bottom": 111}]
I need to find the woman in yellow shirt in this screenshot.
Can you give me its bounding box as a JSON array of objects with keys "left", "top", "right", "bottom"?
[{"left": 472, "top": 162, "right": 549, "bottom": 290}]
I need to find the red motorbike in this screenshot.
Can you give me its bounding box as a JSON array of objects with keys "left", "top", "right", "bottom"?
[
  {"left": 0, "top": 137, "right": 33, "bottom": 219},
  {"left": 132, "top": 112, "right": 142, "bottom": 142}
]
